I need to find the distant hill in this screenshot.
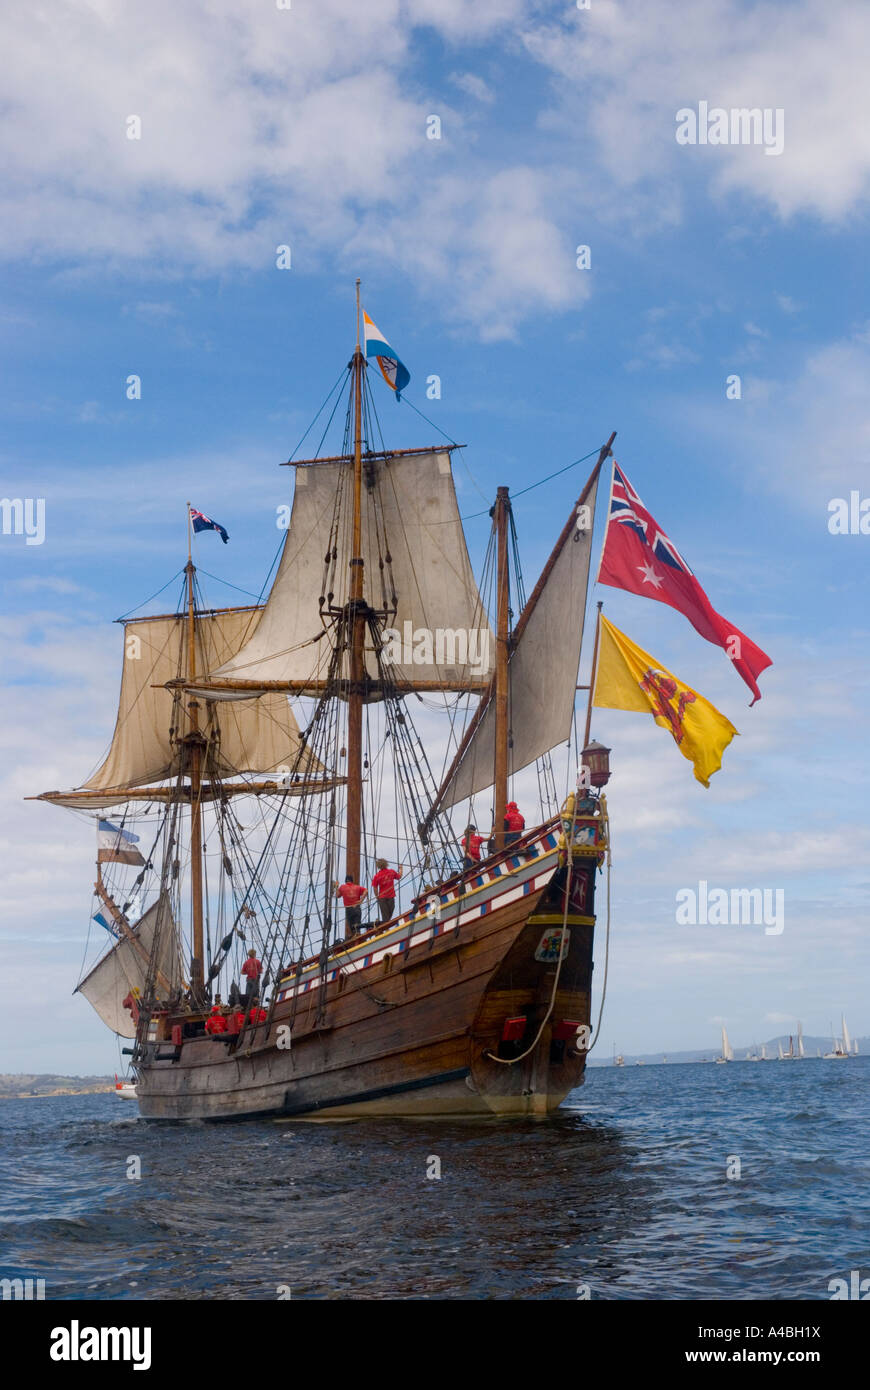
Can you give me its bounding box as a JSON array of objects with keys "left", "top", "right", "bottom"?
[
  {"left": 0, "top": 1073, "right": 115, "bottom": 1098},
  {"left": 587, "top": 1036, "right": 867, "bottom": 1066}
]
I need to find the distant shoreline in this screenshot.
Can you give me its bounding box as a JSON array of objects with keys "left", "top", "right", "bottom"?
[{"left": 0, "top": 1086, "right": 115, "bottom": 1100}]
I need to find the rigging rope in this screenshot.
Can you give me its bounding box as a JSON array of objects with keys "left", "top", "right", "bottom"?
[{"left": 460, "top": 443, "right": 606, "bottom": 520}]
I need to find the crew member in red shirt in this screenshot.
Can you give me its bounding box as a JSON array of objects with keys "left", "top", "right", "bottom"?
[
  {"left": 335, "top": 875, "right": 367, "bottom": 939},
  {"left": 461, "top": 824, "right": 484, "bottom": 870},
  {"left": 247, "top": 999, "right": 268, "bottom": 1025},
  {"left": 205, "top": 1005, "right": 227, "bottom": 1035},
  {"left": 371, "top": 858, "right": 404, "bottom": 924},
  {"left": 241, "top": 949, "right": 262, "bottom": 1009},
  {"left": 504, "top": 801, "right": 525, "bottom": 847}
]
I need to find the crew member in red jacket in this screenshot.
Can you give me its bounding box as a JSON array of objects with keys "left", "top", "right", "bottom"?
[
  {"left": 461, "top": 825, "right": 485, "bottom": 870},
  {"left": 335, "top": 875, "right": 367, "bottom": 939},
  {"left": 371, "top": 858, "right": 404, "bottom": 923},
  {"left": 205, "top": 1005, "right": 227, "bottom": 1034},
  {"left": 241, "top": 949, "right": 262, "bottom": 1009},
  {"left": 504, "top": 801, "right": 525, "bottom": 847}
]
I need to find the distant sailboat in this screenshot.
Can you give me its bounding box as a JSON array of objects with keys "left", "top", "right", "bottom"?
[
  {"left": 824, "top": 1015, "right": 853, "bottom": 1059},
  {"left": 760, "top": 1044, "right": 767, "bottom": 1060},
  {"left": 716, "top": 1026, "right": 733, "bottom": 1063},
  {"left": 785, "top": 1022, "right": 804, "bottom": 1060},
  {"left": 777, "top": 1040, "right": 784, "bottom": 1060}
]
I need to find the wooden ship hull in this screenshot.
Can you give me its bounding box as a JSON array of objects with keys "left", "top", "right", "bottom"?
[{"left": 134, "top": 815, "right": 605, "bottom": 1121}]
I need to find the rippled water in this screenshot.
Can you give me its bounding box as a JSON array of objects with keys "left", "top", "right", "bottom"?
[{"left": 2, "top": 1059, "right": 867, "bottom": 1300}]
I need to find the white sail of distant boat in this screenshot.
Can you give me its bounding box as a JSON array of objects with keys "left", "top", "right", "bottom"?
[
  {"left": 824, "top": 1016, "right": 851, "bottom": 1059},
  {"left": 761, "top": 1044, "right": 767, "bottom": 1060},
  {"left": 716, "top": 1025, "right": 733, "bottom": 1063},
  {"left": 777, "top": 1040, "right": 784, "bottom": 1060},
  {"left": 854, "top": 1039, "right": 859, "bottom": 1055},
  {"left": 797, "top": 1021, "right": 805, "bottom": 1059}
]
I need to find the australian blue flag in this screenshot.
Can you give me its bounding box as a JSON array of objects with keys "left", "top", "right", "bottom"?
[{"left": 190, "top": 507, "right": 229, "bottom": 544}]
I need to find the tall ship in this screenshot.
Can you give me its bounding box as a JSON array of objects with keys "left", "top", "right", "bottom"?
[{"left": 33, "top": 293, "right": 616, "bottom": 1121}]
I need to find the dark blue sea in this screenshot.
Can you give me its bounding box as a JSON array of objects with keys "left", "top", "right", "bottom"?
[{"left": 2, "top": 1059, "right": 868, "bottom": 1300}]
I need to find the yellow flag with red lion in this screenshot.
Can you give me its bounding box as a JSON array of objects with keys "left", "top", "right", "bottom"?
[{"left": 592, "top": 617, "right": 737, "bottom": 787}]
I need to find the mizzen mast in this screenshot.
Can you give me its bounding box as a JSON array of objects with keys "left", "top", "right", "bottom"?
[
  {"left": 345, "top": 280, "right": 366, "bottom": 883},
  {"left": 492, "top": 486, "right": 511, "bottom": 854}
]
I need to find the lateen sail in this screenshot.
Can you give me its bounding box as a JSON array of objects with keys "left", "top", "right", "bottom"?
[
  {"left": 196, "top": 450, "right": 494, "bottom": 697},
  {"left": 434, "top": 475, "right": 600, "bottom": 811},
  {"left": 51, "top": 606, "right": 319, "bottom": 802},
  {"left": 76, "top": 896, "right": 180, "bottom": 1038}
]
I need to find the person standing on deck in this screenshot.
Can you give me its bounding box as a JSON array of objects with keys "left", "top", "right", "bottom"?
[
  {"left": 241, "top": 949, "right": 262, "bottom": 1009},
  {"left": 461, "top": 825, "right": 484, "bottom": 871},
  {"left": 335, "top": 875, "right": 367, "bottom": 939},
  {"left": 504, "top": 801, "right": 525, "bottom": 847},
  {"left": 371, "top": 858, "right": 403, "bottom": 924}
]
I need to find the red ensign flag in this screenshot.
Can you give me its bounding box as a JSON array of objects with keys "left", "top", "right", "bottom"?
[{"left": 597, "top": 464, "right": 772, "bottom": 704}]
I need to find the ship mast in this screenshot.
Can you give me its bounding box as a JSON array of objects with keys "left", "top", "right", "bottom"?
[
  {"left": 492, "top": 486, "right": 511, "bottom": 853},
  {"left": 345, "top": 280, "right": 366, "bottom": 883},
  {"left": 184, "top": 504, "right": 206, "bottom": 1002}
]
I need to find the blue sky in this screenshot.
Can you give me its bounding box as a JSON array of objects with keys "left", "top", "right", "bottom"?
[{"left": 1, "top": 0, "right": 869, "bottom": 1073}]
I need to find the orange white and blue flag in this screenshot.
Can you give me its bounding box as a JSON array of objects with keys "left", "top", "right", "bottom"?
[{"left": 363, "top": 311, "right": 410, "bottom": 400}]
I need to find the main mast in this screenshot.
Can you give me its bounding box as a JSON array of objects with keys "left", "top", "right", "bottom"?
[
  {"left": 345, "top": 280, "right": 365, "bottom": 883},
  {"left": 184, "top": 504, "right": 206, "bottom": 1003}
]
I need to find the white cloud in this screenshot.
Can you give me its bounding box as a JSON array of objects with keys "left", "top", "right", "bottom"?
[
  {"left": 0, "top": 1, "right": 553, "bottom": 337},
  {"left": 523, "top": 0, "right": 870, "bottom": 222},
  {"left": 681, "top": 325, "right": 870, "bottom": 508},
  {"left": 449, "top": 71, "right": 496, "bottom": 104}
]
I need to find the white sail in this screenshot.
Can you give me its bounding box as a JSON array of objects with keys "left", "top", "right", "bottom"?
[
  {"left": 797, "top": 1021, "right": 805, "bottom": 1058},
  {"left": 76, "top": 897, "right": 180, "bottom": 1038},
  {"left": 761, "top": 1044, "right": 766, "bottom": 1059},
  {"left": 721, "top": 1026, "right": 733, "bottom": 1061},
  {"left": 435, "top": 476, "right": 600, "bottom": 811},
  {"left": 198, "top": 450, "right": 494, "bottom": 696},
  {"left": 72, "top": 607, "right": 318, "bottom": 796},
  {"left": 777, "top": 1040, "right": 784, "bottom": 1059},
  {"left": 842, "top": 1014, "right": 851, "bottom": 1053}
]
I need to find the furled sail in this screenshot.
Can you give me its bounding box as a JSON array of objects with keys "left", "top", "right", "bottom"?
[
  {"left": 432, "top": 476, "right": 599, "bottom": 812},
  {"left": 76, "top": 896, "right": 180, "bottom": 1038},
  {"left": 70, "top": 606, "right": 318, "bottom": 797},
  {"left": 194, "top": 449, "right": 494, "bottom": 697}
]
